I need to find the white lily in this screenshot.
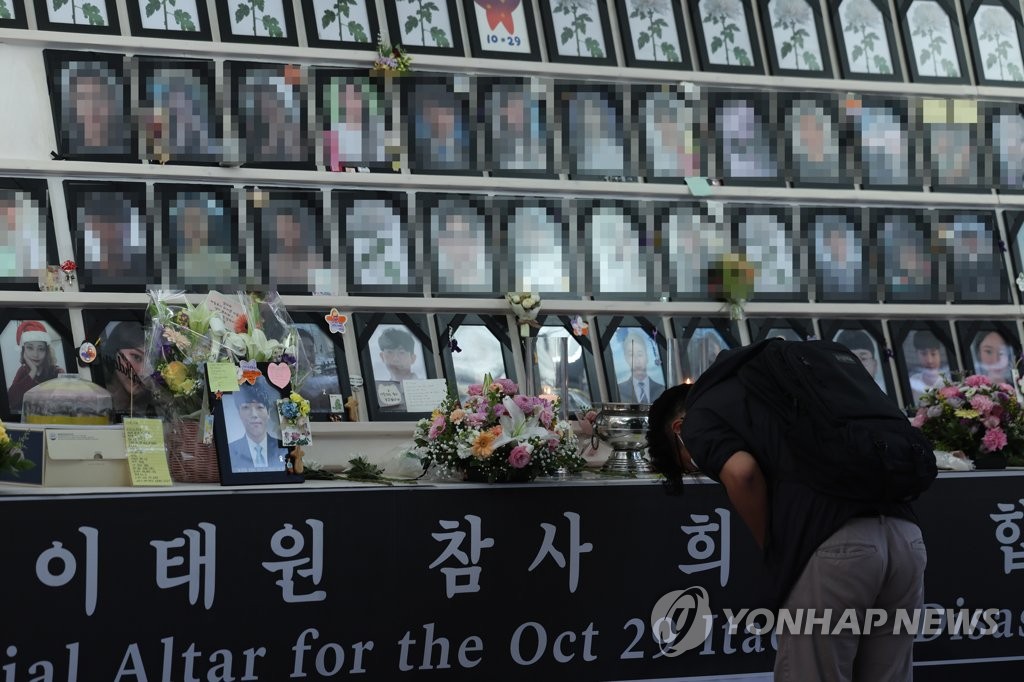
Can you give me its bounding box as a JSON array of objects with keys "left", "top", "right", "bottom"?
[{"left": 492, "top": 396, "right": 554, "bottom": 449}]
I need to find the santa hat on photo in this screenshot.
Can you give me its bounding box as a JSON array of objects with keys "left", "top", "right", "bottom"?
[{"left": 17, "top": 320, "right": 50, "bottom": 346}]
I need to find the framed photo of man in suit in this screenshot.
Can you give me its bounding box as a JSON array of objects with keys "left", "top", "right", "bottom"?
[
  {"left": 595, "top": 316, "right": 666, "bottom": 405},
  {"left": 213, "top": 368, "right": 302, "bottom": 485}
]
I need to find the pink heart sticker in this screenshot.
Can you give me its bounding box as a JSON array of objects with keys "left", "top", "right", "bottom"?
[{"left": 267, "top": 362, "right": 292, "bottom": 389}]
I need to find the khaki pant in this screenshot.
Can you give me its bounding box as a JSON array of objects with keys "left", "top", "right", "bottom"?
[{"left": 775, "top": 516, "right": 927, "bottom": 682}]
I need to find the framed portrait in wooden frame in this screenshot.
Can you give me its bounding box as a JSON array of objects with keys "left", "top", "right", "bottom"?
[
  {"left": 33, "top": 0, "right": 120, "bottom": 33},
  {"left": 461, "top": 0, "right": 541, "bottom": 60},
  {"left": 963, "top": 0, "right": 1024, "bottom": 85},
  {"left": 955, "top": 320, "right": 1021, "bottom": 388},
  {"left": 213, "top": 365, "right": 304, "bottom": 485},
  {"left": 291, "top": 312, "right": 354, "bottom": 422},
  {"left": 0, "top": 309, "right": 76, "bottom": 421},
  {"left": 0, "top": 178, "right": 57, "bottom": 291},
  {"left": 889, "top": 319, "right": 959, "bottom": 410},
  {"left": 668, "top": 316, "right": 740, "bottom": 383},
  {"left": 595, "top": 315, "right": 666, "bottom": 405},
  {"left": 126, "top": 0, "right": 212, "bottom": 39},
  {"left": 819, "top": 319, "right": 899, "bottom": 399},
  {"left": 523, "top": 315, "right": 599, "bottom": 413},
  {"left": 355, "top": 312, "right": 442, "bottom": 422},
  {"left": 301, "top": 0, "right": 379, "bottom": 49},
  {"left": 436, "top": 313, "right": 517, "bottom": 403}
]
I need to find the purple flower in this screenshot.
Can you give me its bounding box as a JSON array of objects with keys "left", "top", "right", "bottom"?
[{"left": 492, "top": 378, "right": 518, "bottom": 395}]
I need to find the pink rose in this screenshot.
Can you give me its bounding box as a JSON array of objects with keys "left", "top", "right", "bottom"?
[
  {"left": 965, "top": 375, "right": 992, "bottom": 388},
  {"left": 539, "top": 409, "right": 554, "bottom": 428},
  {"left": 938, "top": 386, "right": 961, "bottom": 400},
  {"left": 467, "top": 384, "right": 483, "bottom": 396},
  {"left": 999, "top": 383, "right": 1015, "bottom": 394},
  {"left": 465, "top": 411, "right": 486, "bottom": 427},
  {"left": 508, "top": 445, "right": 532, "bottom": 469},
  {"left": 492, "top": 378, "right": 518, "bottom": 395},
  {"left": 547, "top": 438, "right": 560, "bottom": 450},
  {"left": 982, "top": 427, "right": 1008, "bottom": 452}
]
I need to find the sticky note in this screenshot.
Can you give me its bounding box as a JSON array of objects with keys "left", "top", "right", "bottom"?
[
  {"left": 127, "top": 453, "right": 173, "bottom": 486},
  {"left": 922, "top": 99, "right": 949, "bottom": 124},
  {"left": 953, "top": 99, "right": 978, "bottom": 125},
  {"left": 207, "top": 362, "right": 239, "bottom": 393},
  {"left": 685, "top": 177, "right": 714, "bottom": 196},
  {"left": 123, "top": 418, "right": 166, "bottom": 455}
]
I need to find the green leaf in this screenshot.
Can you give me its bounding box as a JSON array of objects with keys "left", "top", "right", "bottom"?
[
  {"left": 429, "top": 25, "right": 449, "bottom": 48},
  {"left": 322, "top": 8, "right": 336, "bottom": 28},
  {"left": 262, "top": 14, "right": 282, "bottom": 37},
  {"left": 780, "top": 41, "right": 793, "bottom": 59},
  {"left": 1007, "top": 62, "right": 1024, "bottom": 80},
  {"left": 873, "top": 55, "right": 891, "bottom": 74},
  {"left": 710, "top": 35, "right": 723, "bottom": 53},
  {"left": 235, "top": 3, "right": 250, "bottom": 23},
  {"left": 584, "top": 36, "right": 603, "bottom": 58},
  {"left": 734, "top": 46, "right": 750, "bottom": 66},
  {"left": 81, "top": 3, "right": 105, "bottom": 25},
  {"left": 337, "top": 0, "right": 353, "bottom": 18},
  {"left": 986, "top": 53, "right": 998, "bottom": 69},
  {"left": 941, "top": 58, "right": 958, "bottom": 77},
  {"left": 52, "top": 0, "right": 68, "bottom": 10},
  {"left": 560, "top": 25, "right": 574, "bottom": 44},
  {"left": 173, "top": 8, "right": 195, "bottom": 31},
  {"left": 144, "top": 0, "right": 161, "bottom": 18},
  {"left": 919, "top": 48, "right": 930, "bottom": 64},
  {"left": 637, "top": 31, "right": 650, "bottom": 50},
  {"left": 803, "top": 51, "right": 819, "bottom": 70},
  {"left": 851, "top": 45, "right": 864, "bottom": 62},
  {"left": 661, "top": 42, "right": 680, "bottom": 62},
  {"left": 253, "top": 0, "right": 265, "bottom": 12},
  {"left": 348, "top": 20, "right": 367, "bottom": 43},
  {"left": 404, "top": 14, "right": 418, "bottom": 34}
]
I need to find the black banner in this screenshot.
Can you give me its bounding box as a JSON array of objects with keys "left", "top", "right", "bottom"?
[{"left": 1, "top": 473, "right": 1023, "bottom": 681}]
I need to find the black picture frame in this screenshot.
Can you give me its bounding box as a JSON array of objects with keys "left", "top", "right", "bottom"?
[
  {"left": 0, "top": 0, "right": 28, "bottom": 28},
  {"left": 897, "top": 0, "right": 971, "bottom": 84},
  {"left": 955, "top": 320, "right": 1021, "bottom": 387},
  {"left": 657, "top": 200, "right": 727, "bottom": 301},
  {"left": 580, "top": 200, "right": 653, "bottom": 300},
  {"left": 0, "top": 309, "right": 76, "bottom": 421},
  {"left": 301, "top": 0, "right": 379, "bottom": 49},
  {"left": 874, "top": 208, "right": 938, "bottom": 303},
  {"left": 537, "top": 0, "right": 617, "bottom": 66},
  {"left": 81, "top": 309, "right": 154, "bottom": 419},
  {"left": 421, "top": 193, "right": 498, "bottom": 297},
  {"left": 315, "top": 69, "right": 396, "bottom": 173},
  {"left": 636, "top": 84, "right": 703, "bottom": 183},
  {"left": 126, "top": 0, "right": 212, "bottom": 39},
  {"left": 730, "top": 204, "right": 804, "bottom": 302},
  {"left": 921, "top": 99, "right": 985, "bottom": 191},
  {"left": 849, "top": 95, "right": 920, "bottom": 190},
  {"left": 157, "top": 183, "right": 241, "bottom": 293},
  {"left": 291, "top": 312, "right": 354, "bottom": 422},
  {"left": 688, "top": 0, "right": 764, "bottom": 73},
  {"left": 708, "top": 90, "right": 782, "bottom": 186},
  {"left": 756, "top": 0, "right": 833, "bottom": 77},
  {"left": 497, "top": 196, "right": 575, "bottom": 298},
  {"left": 479, "top": 77, "right": 554, "bottom": 178},
  {"left": 805, "top": 206, "right": 874, "bottom": 303},
  {"left": 355, "top": 312, "right": 439, "bottom": 422},
  {"left": 214, "top": 0, "right": 298, "bottom": 45},
  {"left": 556, "top": 83, "right": 631, "bottom": 181},
  {"left": 668, "top": 316, "right": 741, "bottom": 383},
  {"left": 1005, "top": 210, "right": 1024, "bottom": 280},
  {"left": 249, "top": 188, "right": 327, "bottom": 296},
  {"left": 43, "top": 50, "right": 133, "bottom": 162},
  {"left": 779, "top": 92, "right": 853, "bottom": 187},
  {"left": 64, "top": 181, "right": 152, "bottom": 292},
  {"left": 936, "top": 210, "right": 1008, "bottom": 303},
  {"left": 461, "top": 0, "right": 541, "bottom": 60},
  {"left": 213, "top": 365, "right": 304, "bottom": 485},
  {"left": 819, "top": 319, "right": 899, "bottom": 399},
  {"left": 523, "top": 314, "right": 600, "bottom": 413},
  {"left": 613, "top": 0, "right": 691, "bottom": 69},
  {"left": 137, "top": 57, "right": 221, "bottom": 165},
  {"left": 335, "top": 190, "right": 417, "bottom": 296},
  {"left": 963, "top": 0, "right": 1024, "bottom": 85},
  {"left": 987, "top": 102, "right": 1024, "bottom": 192},
  {"left": 436, "top": 313, "right": 517, "bottom": 403},
  {"left": 747, "top": 317, "right": 815, "bottom": 343},
  {"left": 405, "top": 75, "right": 477, "bottom": 175},
  {"left": 0, "top": 178, "right": 57, "bottom": 291},
  {"left": 890, "top": 319, "right": 959, "bottom": 410},
  {"left": 33, "top": 0, "right": 120, "bottom": 33},
  {"left": 830, "top": 0, "right": 904, "bottom": 81},
  {"left": 382, "top": 0, "right": 464, "bottom": 55},
  {"left": 595, "top": 315, "right": 667, "bottom": 405},
  {"left": 226, "top": 61, "right": 313, "bottom": 169}
]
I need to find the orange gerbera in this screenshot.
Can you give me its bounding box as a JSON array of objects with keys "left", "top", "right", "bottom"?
[{"left": 471, "top": 430, "right": 498, "bottom": 459}]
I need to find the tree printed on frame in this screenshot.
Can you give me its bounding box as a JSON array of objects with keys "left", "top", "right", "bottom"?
[
  {"left": 145, "top": 0, "right": 196, "bottom": 31},
  {"left": 52, "top": 0, "right": 106, "bottom": 25},
  {"left": 235, "top": 0, "right": 282, "bottom": 37},
  {"left": 975, "top": 4, "right": 1024, "bottom": 81},
  {"left": 627, "top": 0, "right": 679, "bottom": 62},
  {"left": 321, "top": 0, "right": 367, "bottom": 42},
  {"left": 908, "top": 1, "right": 959, "bottom": 77},
  {"left": 702, "top": 0, "right": 751, "bottom": 66},
  {"left": 554, "top": 0, "right": 604, "bottom": 59},
  {"left": 770, "top": 0, "right": 821, "bottom": 70},
  {"left": 402, "top": 0, "right": 451, "bottom": 48},
  {"left": 842, "top": 0, "right": 892, "bottom": 74}
]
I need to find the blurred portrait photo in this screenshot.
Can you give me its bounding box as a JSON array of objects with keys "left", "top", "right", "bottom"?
[
  {"left": 222, "top": 377, "right": 288, "bottom": 473},
  {"left": 684, "top": 327, "right": 728, "bottom": 381},
  {"left": 430, "top": 196, "right": 490, "bottom": 293},
  {"left": 610, "top": 327, "right": 664, "bottom": 404},
  {"left": 640, "top": 89, "right": 699, "bottom": 179},
  {"left": 69, "top": 184, "right": 149, "bottom": 288},
  {"left": 833, "top": 328, "right": 887, "bottom": 393},
  {"left": 561, "top": 87, "right": 626, "bottom": 178},
  {"left": 294, "top": 323, "right": 342, "bottom": 417},
  {"left": 858, "top": 105, "right": 910, "bottom": 186},
  {"left": 320, "top": 73, "right": 388, "bottom": 171},
  {"left": 947, "top": 215, "right": 1002, "bottom": 301},
  {"left": 785, "top": 98, "right": 841, "bottom": 184},
  {"left": 369, "top": 324, "right": 427, "bottom": 412},
  {"left": 993, "top": 112, "right": 1024, "bottom": 189},
  {"left": 715, "top": 98, "right": 777, "bottom": 180},
  {"left": 256, "top": 193, "right": 326, "bottom": 292},
  {"left": 0, "top": 186, "right": 48, "bottom": 285},
  {"left": 880, "top": 213, "right": 933, "bottom": 301},
  {"left": 812, "top": 213, "right": 869, "bottom": 300},
  {"left": 98, "top": 320, "right": 154, "bottom": 415},
  {"left": 587, "top": 204, "right": 646, "bottom": 296},
  {"left": 140, "top": 61, "right": 219, "bottom": 163},
  {"left": 163, "top": 187, "right": 238, "bottom": 289},
  {"left": 1, "top": 319, "right": 67, "bottom": 414},
  {"left": 901, "top": 329, "right": 951, "bottom": 405},
  {"left": 409, "top": 79, "right": 472, "bottom": 173},
  {"left": 969, "top": 328, "right": 1016, "bottom": 386},
  {"left": 927, "top": 124, "right": 976, "bottom": 186},
  {"left": 663, "top": 205, "right": 727, "bottom": 296},
  {"left": 50, "top": 54, "right": 130, "bottom": 157},
  {"left": 448, "top": 325, "right": 507, "bottom": 403},
  {"left": 508, "top": 201, "right": 571, "bottom": 294},
  {"left": 233, "top": 64, "right": 307, "bottom": 165},
  {"left": 738, "top": 212, "right": 797, "bottom": 297},
  {"left": 340, "top": 195, "right": 411, "bottom": 291},
  {"left": 483, "top": 79, "right": 549, "bottom": 174}
]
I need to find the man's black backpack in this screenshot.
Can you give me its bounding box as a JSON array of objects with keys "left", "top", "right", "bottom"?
[{"left": 692, "top": 338, "right": 937, "bottom": 504}]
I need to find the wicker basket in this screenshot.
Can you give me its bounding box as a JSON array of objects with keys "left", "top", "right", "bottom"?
[{"left": 166, "top": 419, "right": 220, "bottom": 483}]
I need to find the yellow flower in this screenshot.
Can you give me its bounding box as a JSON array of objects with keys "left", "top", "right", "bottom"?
[
  {"left": 290, "top": 392, "right": 302, "bottom": 403},
  {"left": 299, "top": 400, "right": 310, "bottom": 416},
  {"left": 0, "top": 425, "right": 8, "bottom": 445},
  {"left": 161, "top": 361, "right": 191, "bottom": 393},
  {"left": 471, "top": 431, "right": 498, "bottom": 459},
  {"left": 954, "top": 408, "right": 980, "bottom": 419}
]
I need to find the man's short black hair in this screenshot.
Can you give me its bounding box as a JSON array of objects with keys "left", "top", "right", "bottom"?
[
  {"left": 912, "top": 330, "right": 941, "bottom": 352},
  {"left": 378, "top": 327, "right": 415, "bottom": 353},
  {"left": 236, "top": 379, "right": 274, "bottom": 408},
  {"left": 646, "top": 383, "right": 693, "bottom": 495},
  {"left": 836, "top": 329, "right": 874, "bottom": 355}
]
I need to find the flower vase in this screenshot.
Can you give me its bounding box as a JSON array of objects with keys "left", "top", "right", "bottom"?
[
  {"left": 973, "top": 453, "right": 1007, "bottom": 470},
  {"left": 465, "top": 467, "right": 535, "bottom": 484},
  {"left": 166, "top": 419, "right": 220, "bottom": 483}
]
